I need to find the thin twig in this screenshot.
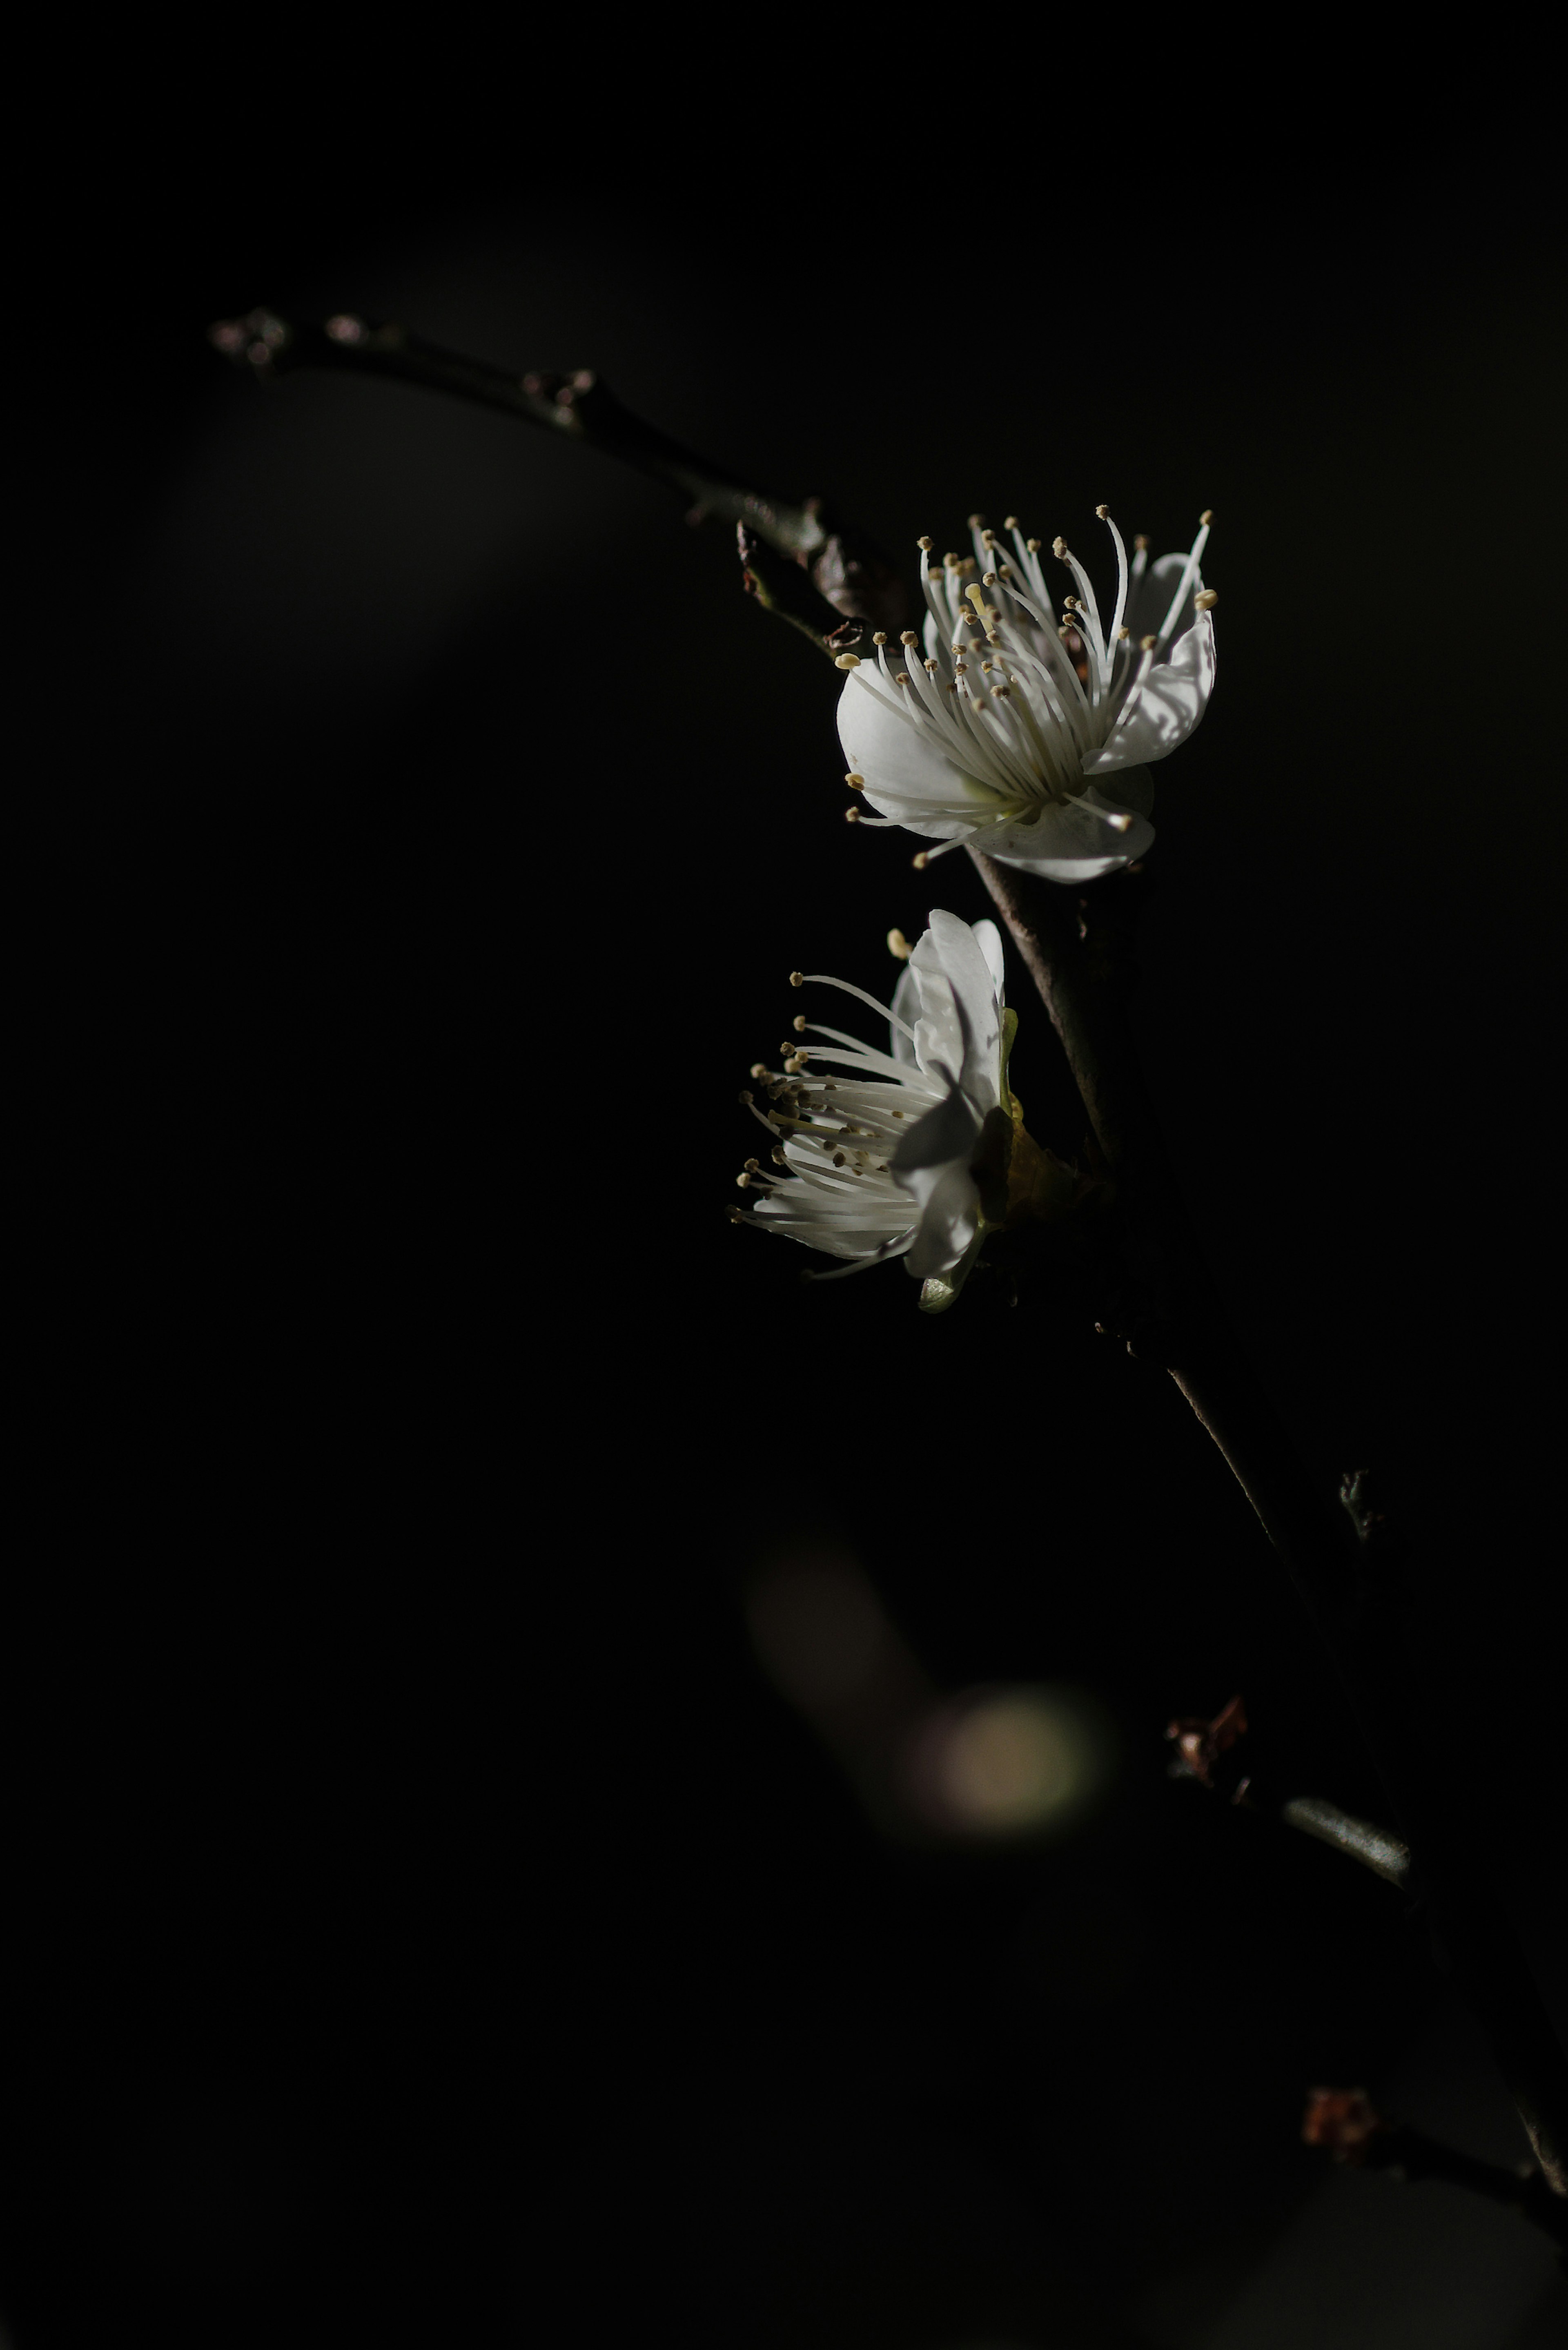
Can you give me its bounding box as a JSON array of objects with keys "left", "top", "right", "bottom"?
[
  {"left": 1363, "top": 2125, "right": 1568, "bottom": 2250},
  {"left": 1277, "top": 1798, "right": 1412, "bottom": 1889},
  {"left": 207, "top": 309, "right": 906, "bottom": 643},
  {"left": 1306, "top": 2090, "right": 1568, "bottom": 2254},
  {"left": 972, "top": 849, "right": 1568, "bottom": 2194}
]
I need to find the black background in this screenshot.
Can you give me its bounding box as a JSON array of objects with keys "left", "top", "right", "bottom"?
[{"left": 9, "top": 129, "right": 1566, "bottom": 2349}]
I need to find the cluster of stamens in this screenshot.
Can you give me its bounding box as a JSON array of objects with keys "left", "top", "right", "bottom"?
[
  {"left": 728, "top": 965, "right": 946, "bottom": 1272},
  {"left": 834, "top": 507, "right": 1214, "bottom": 865}
]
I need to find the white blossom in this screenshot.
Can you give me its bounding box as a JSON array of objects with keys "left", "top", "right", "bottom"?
[
  {"left": 837, "top": 509, "right": 1217, "bottom": 883},
  {"left": 730, "top": 911, "right": 1010, "bottom": 1311}
]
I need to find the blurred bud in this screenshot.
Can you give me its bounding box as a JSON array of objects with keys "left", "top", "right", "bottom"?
[
  {"left": 1303, "top": 2085, "right": 1385, "bottom": 2166},
  {"left": 1165, "top": 1694, "right": 1247, "bottom": 1790}
]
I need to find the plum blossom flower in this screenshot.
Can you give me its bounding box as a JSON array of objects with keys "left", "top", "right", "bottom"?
[
  {"left": 836, "top": 509, "right": 1217, "bottom": 883},
  {"left": 729, "top": 911, "right": 1014, "bottom": 1312}
]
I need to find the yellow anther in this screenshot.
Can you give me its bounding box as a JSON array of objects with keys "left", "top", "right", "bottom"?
[
  {"left": 1134, "top": 534, "right": 1149, "bottom": 552},
  {"left": 793, "top": 1015, "right": 807, "bottom": 1032},
  {"left": 744, "top": 1157, "right": 761, "bottom": 1173},
  {"left": 912, "top": 851, "right": 930, "bottom": 870},
  {"left": 749, "top": 1062, "right": 768, "bottom": 1079},
  {"left": 982, "top": 571, "right": 997, "bottom": 586},
  {"left": 873, "top": 630, "right": 888, "bottom": 645},
  {"left": 1027, "top": 537, "right": 1042, "bottom": 552},
  {"left": 1140, "top": 634, "right": 1158, "bottom": 652},
  {"left": 845, "top": 774, "right": 864, "bottom": 791},
  {"left": 1194, "top": 588, "right": 1218, "bottom": 610},
  {"left": 918, "top": 535, "right": 934, "bottom": 551},
  {"left": 1200, "top": 508, "right": 1214, "bottom": 525},
  {"left": 835, "top": 653, "right": 860, "bottom": 670},
  {"left": 789, "top": 971, "right": 805, "bottom": 987},
  {"left": 1107, "top": 813, "right": 1134, "bottom": 834},
  {"left": 1052, "top": 536, "right": 1068, "bottom": 560},
  {"left": 736, "top": 1171, "right": 753, "bottom": 1189},
  {"left": 844, "top": 807, "right": 861, "bottom": 823},
  {"left": 1095, "top": 503, "right": 1111, "bottom": 519},
  {"left": 1117, "top": 626, "right": 1131, "bottom": 640},
  {"left": 967, "top": 512, "right": 985, "bottom": 529},
  {"left": 900, "top": 631, "right": 919, "bottom": 646},
  {"left": 887, "top": 928, "right": 912, "bottom": 961},
  {"left": 1004, "top": 514, "right": 1019, "bottom": 529}
]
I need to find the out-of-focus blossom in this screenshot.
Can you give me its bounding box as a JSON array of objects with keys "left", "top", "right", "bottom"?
[{"left": 1303, "top": 2087, "right": 1385, "bottom": 2166}]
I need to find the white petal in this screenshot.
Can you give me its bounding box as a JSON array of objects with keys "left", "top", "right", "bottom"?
[
  {"left": 915, "top": 1226, "right": 987, "bottom": 1311},
  {"left": 837, "top": 669, "right": 989, "bottom": 838},
  {"left": 971, "top": 917, "right": 1006, "bottom": 1007},
  {"left": 890, "top": 1081, "right": 980, "bottom": 1178},
  {"left": 904, "top": 1156, "right": 982, "bottom": 1279},
  {"left": 890, "top": 963, "right": 920, "bottom": 1065},
  {"left": 916, "top": 911, "right": 1000, "bottom": 1105},
  {"left": 980, "top": 788, "right": 1155, "bottom": 882},
  {"left": 1086, "top": 612, "right": 1214, "bottom": 775}
]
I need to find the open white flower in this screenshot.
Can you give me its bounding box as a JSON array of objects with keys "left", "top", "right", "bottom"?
[
  {"left": 837, "top": 508, "right": 1217, "bottom": 883},
  {"left": 730, "top": 911, "right": 1010, "bottom": 1311}
]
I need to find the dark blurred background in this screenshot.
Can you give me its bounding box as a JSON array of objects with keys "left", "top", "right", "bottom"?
[{"left": 8, "top": 136, "right": 1565, "bottom": 2348}]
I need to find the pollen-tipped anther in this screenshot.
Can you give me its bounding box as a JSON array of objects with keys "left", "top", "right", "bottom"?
[
  {"left": 887, "top": 929, "right": 911, "bottom": 960},
  {"left": 1194, "top": 589, "right": 1218, "bottom": 610},
  {"left": 789, "top": 972, "right": 805, "bottom": 988},
  {"left": 835, "top": 653, "right": 860, "bottom": 671}
]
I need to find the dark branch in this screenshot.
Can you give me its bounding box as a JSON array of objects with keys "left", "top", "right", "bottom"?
[
  {"left": 1166, "top": 1699, "right": 1412, "bottom": 1892},
  {"left": 1365, "top": 2125, "right": 1568, "bottom": 2249},
  {"left": 1278, "top": 1798, "right": 1412, "bottom": 1891},
  {"left": 971, "top": 838, "right": 1568, "bottom": 2195},
  {"left": 1305, "top": 2089, "right": 1568, "bottom": 2254},
  {"left": 208, "top": 309, "right": 907, "bottom": 642}
]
